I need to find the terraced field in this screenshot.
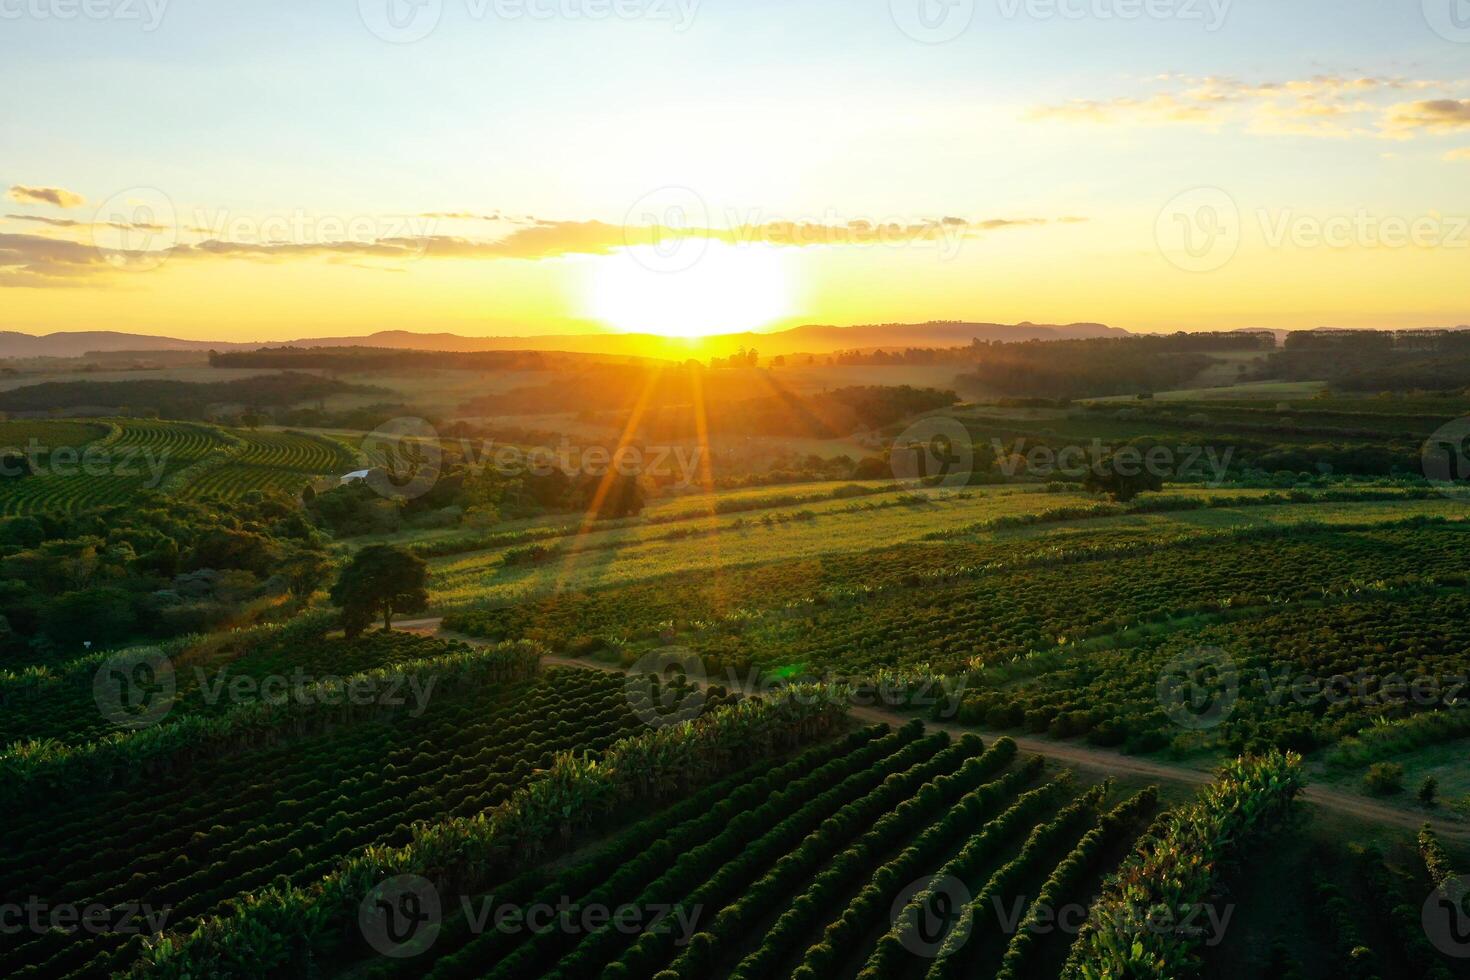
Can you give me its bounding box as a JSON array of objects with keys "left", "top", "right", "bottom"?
[
  {"left": 178, "top": 429, "right": 358, "bottom": 499},
  {"left": 0, "top": 419, "right": 358, "bottom": 514}
]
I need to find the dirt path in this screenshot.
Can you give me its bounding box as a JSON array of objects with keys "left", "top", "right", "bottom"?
[{"left": 395, "top": 617, "right": 1470, "bottom": 842}]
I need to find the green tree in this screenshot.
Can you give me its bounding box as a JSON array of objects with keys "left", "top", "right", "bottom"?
[
  {"left": 1082, "top": 453, "right": 1165, "bottom": 503},
  {"left": 1419, "top": 775, "right": 1439, "bottom": 806},
  {"left": 329, "top": 545, "right": 428, "bottom": 636},
  {"left": 282, "top": 551, "right": 333, "bottom": 600}
]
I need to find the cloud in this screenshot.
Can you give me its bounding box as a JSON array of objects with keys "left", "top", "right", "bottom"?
[
  {"left": 5, "top": 213, "right": 169, "bottom": 232},
  {"left": 0, "top": 210, "right": 1086, "bottom": 287},
  {"left": 419, "top": 211, "right": 503, "bottom": 221},
  {"left": 1386, "top": 99, "right": 1470, "bottom": 132},
  {"left": 1446, "top": 147, "right": 1470, "bottom": 161},
  {"left": 7, "top": 185, "right": 86, "bottom": 209},
  {"left": 0, "top": 232, "right": 109, "bottom": 287},
  {"left": 1029, "top": 74, "right": 1467, "bottom": 139}
]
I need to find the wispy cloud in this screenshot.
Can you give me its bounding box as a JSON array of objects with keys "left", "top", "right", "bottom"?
[
  {"left": 1028, "top": 74, "right": 1467, "bottom": 140},
  {"left": 0, "top": 210, "right": 1086, "bottom": 287},
  {"left": 7, "top": 185, "right": 87, "bottom": 209}
]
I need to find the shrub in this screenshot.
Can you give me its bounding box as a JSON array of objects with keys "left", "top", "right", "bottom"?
[{"left": 1362, "top": 762, "right": 1405, "bottom": 796}]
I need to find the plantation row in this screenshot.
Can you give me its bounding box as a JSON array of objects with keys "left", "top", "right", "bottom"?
[
  {"left": 177, "top": 430, "right": 358, "bottom": 500},
  {"left": 0, "top": 622, "right": 451, "bottom": 747},
  {"left": 448, "top": 519, "right": 1470, "bottom": 677},
  {"left": 134, "top": 683, "right": 852, "bottom": 977},
  {"left": 956, "top": 590, "right": 1470, "bottom": 758},
  {"left": 0, "top": 664, "right": 691, "bottom": 979},
  {"left": 337, "top": 733, "right": 1306, "bottom": 980},
  {"left": 0, "top": 419, "right": 357, "bottom": 515}
]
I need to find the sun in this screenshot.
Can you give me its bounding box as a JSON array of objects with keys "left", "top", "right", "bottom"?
[{"left": 582, "top": 240, "right": 795, "bottom": 338}]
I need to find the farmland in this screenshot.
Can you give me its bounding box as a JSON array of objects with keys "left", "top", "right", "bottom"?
[
  {"left": 5, "top": 380, "right": 1470, "bottom": 980},
  {"left": 0, "top": 417, "right": 357, "bottom": 514}
]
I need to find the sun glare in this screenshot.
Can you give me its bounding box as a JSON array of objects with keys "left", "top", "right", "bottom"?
[{"left": 582, "top": 240, "right": 795, "bottom": 338}]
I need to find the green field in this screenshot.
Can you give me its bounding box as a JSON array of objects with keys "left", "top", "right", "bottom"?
[{"left": 0, "top": 417, "right": 358, "bottom": 514}]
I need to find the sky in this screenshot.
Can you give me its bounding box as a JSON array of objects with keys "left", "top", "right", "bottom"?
[{"left": 2, "top": 0, "right": 1469, "bottom": 341}]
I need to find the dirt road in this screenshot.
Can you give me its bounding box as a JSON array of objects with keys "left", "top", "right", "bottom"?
[{"left": 396, "top": 617, "right": 1469, "bottom": 842}]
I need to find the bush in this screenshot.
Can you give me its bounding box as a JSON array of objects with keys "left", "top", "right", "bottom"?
[{"left": 1362, "top": 762, "right": 1405, "bottom": 796}]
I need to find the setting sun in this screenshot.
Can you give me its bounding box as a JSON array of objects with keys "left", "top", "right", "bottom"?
[{"left": 581, "top": 240, "right": 795, "bottom": 338}]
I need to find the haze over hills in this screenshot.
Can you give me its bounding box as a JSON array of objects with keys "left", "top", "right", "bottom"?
[{"left": 0, "top": 321, "right": 1126, "bottom": 360}]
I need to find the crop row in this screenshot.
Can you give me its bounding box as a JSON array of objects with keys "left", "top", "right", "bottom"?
[
  {"left": 361, "top": 719, "right": 1168, "bottom": 980},
  {"left": 1, "top": 666, "right": 660, "bottom": 979}
]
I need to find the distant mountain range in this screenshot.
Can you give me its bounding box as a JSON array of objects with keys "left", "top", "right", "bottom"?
[{"left": 0, "top": 321, "right": 1126, "bottom": 360}]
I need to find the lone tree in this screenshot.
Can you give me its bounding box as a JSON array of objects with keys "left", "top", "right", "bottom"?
[
  {"left": 1083, "top": 452, "right": 1164, "bottom": 503},
  {"left": 329, "top": 544, "right": 428, "bottom": 637}
]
